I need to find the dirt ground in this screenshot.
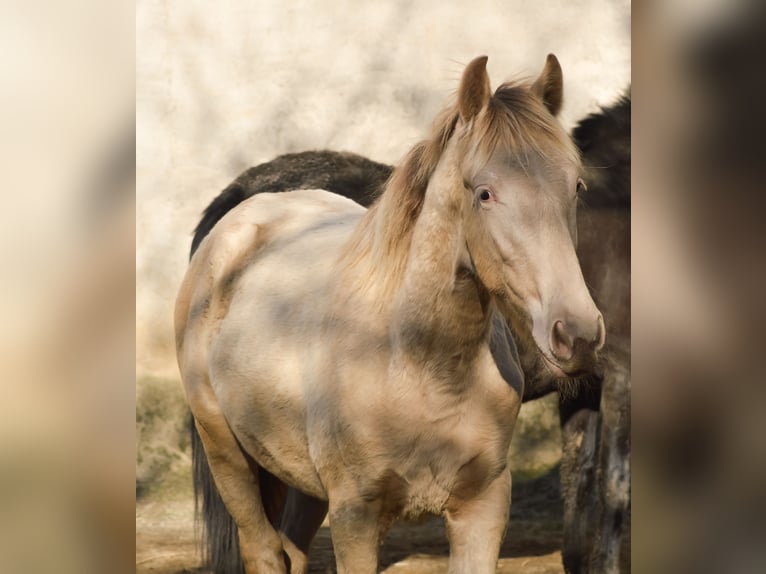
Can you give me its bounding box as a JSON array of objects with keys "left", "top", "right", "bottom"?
[{"left": 136, "top": 468, "right": 564, "bottom": 574}]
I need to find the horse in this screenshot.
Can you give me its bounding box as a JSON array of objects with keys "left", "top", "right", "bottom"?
[
  {"left": 176, "top": 55, "right": 605, "bottom": 573},
  {"left": 189, "top": 103, "right": 630, "bottom": 573},
  {"left": 559, "top": 93, "right": 630, "bottom": 573},
  {"left": 190, "top": 148, "right": 566, "bottom": 404}
]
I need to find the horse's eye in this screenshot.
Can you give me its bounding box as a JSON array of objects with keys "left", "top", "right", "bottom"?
[
  {"left": 576, "top": 178, "right": 587, "bottom": 195},
  {"left": 478, "top": 188, "right": 493, "bottom": 202}
]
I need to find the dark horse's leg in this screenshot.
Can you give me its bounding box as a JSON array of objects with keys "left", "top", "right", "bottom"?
[
  {"left": 278, "top": 488, "right": 329, "bottom": 574},
  {"left": 559, "top": 385, "right": 601, "bottom": 573},
  {"left": 559, "top": 354, "right": 630, "bottom": 574},
  {"left": 595, "top": 356, "right": 630, "bottom": 573}
]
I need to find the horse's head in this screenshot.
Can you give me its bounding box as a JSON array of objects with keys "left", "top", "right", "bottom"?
[{"left": 455, "top": 55, "right": 605, "bottom": 377}]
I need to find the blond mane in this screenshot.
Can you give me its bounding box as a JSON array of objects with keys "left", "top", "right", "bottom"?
[{"left": 339, "top": 80, "right": 580, "bottom": 305}]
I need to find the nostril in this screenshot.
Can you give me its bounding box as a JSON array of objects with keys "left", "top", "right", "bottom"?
[
  {"left": 593, "top": 314, "right": 606, "bottom": 350},
  {"left": 550, "top": 320, "right": 573, "bottom": 361}
]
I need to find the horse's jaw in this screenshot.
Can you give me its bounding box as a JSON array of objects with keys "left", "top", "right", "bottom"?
[{"left": 491, "top": 290, "right": 573, "bottom": 387}]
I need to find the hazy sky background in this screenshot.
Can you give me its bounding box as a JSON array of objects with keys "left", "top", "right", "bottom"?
[{"left": 137, "top": 0, "right": 630, "bottom": 377}]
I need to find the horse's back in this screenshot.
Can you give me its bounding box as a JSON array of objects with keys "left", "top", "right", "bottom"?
[
  {"left": 192, "top": 188, "right": 364, "bottom": 259},
  {"left": 178, "top": 189, "right": 364, "bottom": 498}
]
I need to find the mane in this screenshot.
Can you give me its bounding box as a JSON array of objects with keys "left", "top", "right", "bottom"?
[
  {"left": 571, "top": 91, "right": 631, "bottom": 208},
  {"left": 485, "top": 82, "right": 580, "bottom": 170},
  {"left": 340, "top": 80, "right": 580, "bottom": 303}
]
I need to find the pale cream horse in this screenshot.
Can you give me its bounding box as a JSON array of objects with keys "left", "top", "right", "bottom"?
[{"left": 175, "top": 55, "right": 604, "bottom": 574}]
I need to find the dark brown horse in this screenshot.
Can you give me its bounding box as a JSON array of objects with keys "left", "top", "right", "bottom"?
[
  {"left": 188, "top": 94, "right": 630, "bottom": 573},
  {"left": 561, "top": 94, "right": 630, "bottom": 573}
]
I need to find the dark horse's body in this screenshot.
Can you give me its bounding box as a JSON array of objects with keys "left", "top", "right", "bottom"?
[
  {"left": 189, "top": 95, "right": 630, "bottom": 573},
  {"left": 562, "top": 95, "right": 630, "bottom": 573}
]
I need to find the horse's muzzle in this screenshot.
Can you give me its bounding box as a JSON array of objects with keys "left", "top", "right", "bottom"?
[{"left": 548, "top": 314, "right": 605, "bottom": 375}]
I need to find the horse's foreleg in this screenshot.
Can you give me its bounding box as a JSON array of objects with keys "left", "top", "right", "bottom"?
[
  {"left": 327, "top": 495, "right": 384, "bottom": 574},
  {"left": 444, "top": 469, "right": 512, "bottom": 574},
  {"left": 278, "top": 488, "right": 328, "bottom": 574}
]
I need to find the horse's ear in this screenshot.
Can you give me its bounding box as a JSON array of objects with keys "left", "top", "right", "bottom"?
[
  {"left": 458, "top": 55, "right": 491, "bottom": 122},
  {"left": 531, "top": 54, "right": 564, "bottom": 116}
]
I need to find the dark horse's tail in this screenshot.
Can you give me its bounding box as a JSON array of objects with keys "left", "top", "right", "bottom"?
[
  {"left": 190, "top": 419, "right": 245, "bottom": 574},
  {"left": 187, "top": 150, "right": 390, "bottom": 573},
  {"left": 189, "top": 150, "right": 391, "bottom": 258}
]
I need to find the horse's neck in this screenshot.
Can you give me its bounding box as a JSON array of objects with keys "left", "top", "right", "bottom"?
[
  {"left": 337, "top": 143, "right": 492, "bottom": 363},
  {"left": 391, "top": 158, "right": 492, "bottom": 362}
]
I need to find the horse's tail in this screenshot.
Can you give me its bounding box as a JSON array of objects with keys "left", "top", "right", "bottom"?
[{"left": 191, "top": 415, "right": 245, "bottom": 574}]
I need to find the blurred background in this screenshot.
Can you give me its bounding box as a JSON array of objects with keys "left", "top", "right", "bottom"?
[
  {"left": 632, "top": 2, "right": 766, "bottom": 572},
  {"left": 0, "top": 0, "right": 764, "bottom": 572}
]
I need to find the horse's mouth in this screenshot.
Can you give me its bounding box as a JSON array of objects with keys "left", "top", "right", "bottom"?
[
  {"left": 540, "top": 353, "right": 569, "bottom": 379},
  {"left": 494, "top": 296, "right": 594, "bottom": 380},
  {"left": 540, "top": 352, "right": 589, "bottom": 380}
]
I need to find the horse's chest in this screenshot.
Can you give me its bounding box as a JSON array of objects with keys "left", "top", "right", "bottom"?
[
  {"left": 310, "top": 323, "right": 521, "bottom": 518},
  {"left": 388, "top": 398, "right": 515, "bottom": 517}
]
